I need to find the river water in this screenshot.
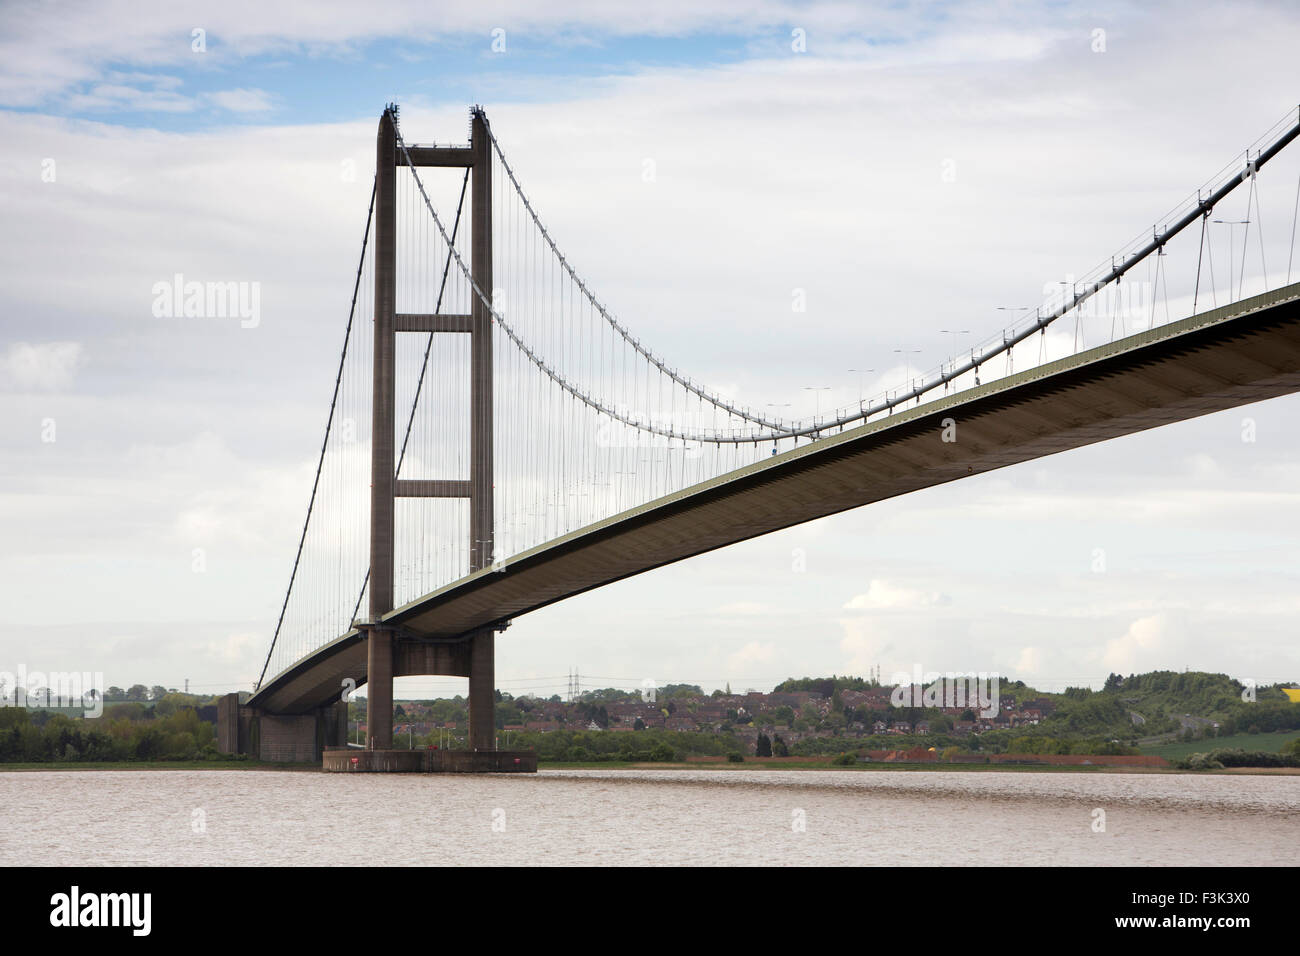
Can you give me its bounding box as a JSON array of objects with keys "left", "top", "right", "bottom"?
[{"left": 3, "top": 768, "right": 1295, "bottom": 866}]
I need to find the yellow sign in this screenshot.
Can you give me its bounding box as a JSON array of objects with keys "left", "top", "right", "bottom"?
[{"left": 1283, "top": 688, "right": 1300, "bottom": 703}]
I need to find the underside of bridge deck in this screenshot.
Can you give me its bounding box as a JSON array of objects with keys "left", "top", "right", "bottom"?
[{"left": 250, "top": 283, "right": 1300, "bottom": 715}]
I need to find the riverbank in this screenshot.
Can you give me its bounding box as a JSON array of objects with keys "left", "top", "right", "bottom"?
[
  {"left": 2, "top": 758, "right": 1290, "bottom": 774},
  {"left": 546, "top": 760, "right": 1175, "bottom": 773},
  {"left": 0, "top": 760, "right": 319, "bottom": 771}
]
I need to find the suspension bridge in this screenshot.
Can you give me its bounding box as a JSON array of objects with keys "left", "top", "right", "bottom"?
[{"left": 218, "top": 104, "right": 1300, "bottom": 767}]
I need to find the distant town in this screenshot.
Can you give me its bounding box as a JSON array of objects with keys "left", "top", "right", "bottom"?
[
  {"left": 379, "top": 681, "right": 1055, "bottom": 746},
  {"left": 2, "top": 670, "right": 1297, "bottom": 770},
  {"left": 348, "top": 670, "right": 1300, "bottom": 767}
]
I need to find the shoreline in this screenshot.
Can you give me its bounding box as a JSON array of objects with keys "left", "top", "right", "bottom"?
[{"left": 2, "top": 759, "right": 1295, "bottom": 775}]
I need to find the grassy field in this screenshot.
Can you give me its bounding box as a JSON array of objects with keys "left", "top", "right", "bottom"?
[{"left": 1139, "top": 730, "right": 1300, "bottom": 760}]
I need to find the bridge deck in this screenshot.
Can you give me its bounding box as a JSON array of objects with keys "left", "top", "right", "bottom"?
[{"left": 251, "top": 283, "right": 1300, "bottom": 713}]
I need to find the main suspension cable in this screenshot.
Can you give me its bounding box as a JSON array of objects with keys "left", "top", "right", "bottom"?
[{"left": 259, "top": 178, "right": 377, "bottom": 690}]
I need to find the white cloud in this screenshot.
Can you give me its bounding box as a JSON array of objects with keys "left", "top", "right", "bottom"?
[
  {"left": 714, "top": 601, "right": 770, "bottom": 616},
  {"left": 840, "top": 618, "right": 887, "bottom": 675},
  {"left": 1102, "top": 614, "right": 1170, "bottom": 674},
  {"left": 1186, "top": 452, "right": 1223, "bottom": 480},
  {"left": 0, "top": 342, "right": 85, "bottom": 391},
  {"left": 205, "top": 88, "right": 274, "bottom": 113},
  {"left": 1016, "top": 646, "right": 1043, "bottom": 675},
  {"left": 844, "top": 579, "right": 947, "bottom": 610},
  {"left": 64, "top": 81, "right": 193, "bottom": 114},
  {"left": 0, "top": 2, "right": 1073, "bottom": 110},
  {"left": 727, "top": 640, "right": 776, "bottom": 671},
  {"left": 205, "top": 631, "right": 260, "bottom": 666}
]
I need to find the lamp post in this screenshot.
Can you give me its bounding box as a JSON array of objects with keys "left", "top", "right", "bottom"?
[
  {"left": 848, "top": 368, "right": 874, "bottom": 404},
  {"left": 801, "top": 386, "right": 832, "bottom": 426},
  {"left": 891, "top": 348, "right": 920, "bottom": 405}
]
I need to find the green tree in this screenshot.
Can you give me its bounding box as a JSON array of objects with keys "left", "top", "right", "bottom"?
[{"left": 649, "top": 743, "right": 676, "bottom": 762}]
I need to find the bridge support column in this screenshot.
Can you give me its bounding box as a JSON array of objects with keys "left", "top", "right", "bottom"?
[
  {"left": 468, "top": 628, "right": 495, "bottom": 751},
  {"left": 464, "top": 108, "right": 496, "bottom": 754},
  {"left": 366, "top": 628, "right": 394, "bottom": 750},
  {"left": 367, "top": 105, "right": 398, "bottom": 750}
]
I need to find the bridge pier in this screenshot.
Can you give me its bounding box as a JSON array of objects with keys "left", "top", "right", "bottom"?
[
  {"left": 217, "top": 693, "right": 347, "bottom": 762},
  {"left": 365, "top": 627, "right": 393, "bottom": 750},
  {"left": 468, "top": 628, "right": 494, "bottom": 751}
]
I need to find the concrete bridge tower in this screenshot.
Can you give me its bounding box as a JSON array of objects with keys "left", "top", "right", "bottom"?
[{"left": 363, "top": 105, "right": 497, "bottom": 754}]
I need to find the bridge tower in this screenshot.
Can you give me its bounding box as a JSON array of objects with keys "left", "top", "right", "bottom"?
[{"left": 365, "top": 105, "right": 496, "bottom": 752}]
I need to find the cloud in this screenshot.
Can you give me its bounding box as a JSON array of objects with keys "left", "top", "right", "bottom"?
[
  {"left": 714, "top": 601, "right": 770, "bottom": 616},
  {"left": 1186, "top": 452, "right": 1223, "bottom": 480},
  {"left": 0, "top": 2, "right": 1074, "bottom": 110},
  {"left": 205, "top": 631, "right": 260, "bottom": 666},
  {"left": 727, "top": 640, "right": 776, "bottom": 671},
  {"left": 1015, "top": 646, "right": 1043, "bottom": 675},
  {"left": 205, "top": 88, "right": 274, "bottom": 113},
  {"left": 1102, "top": 614, "right": 1170, "bottom": 674},
  {"left": 840, "top": 618, "right": 887, "bottom": 675},
  {"left": 65, "top": 83, "right": 194, "bottom": 114},
  {"left": 0, "top": 342, "right": 85, "bottom": 391},
  {"left": 843, "top": 579, "right": 947, "bottom": 610}
]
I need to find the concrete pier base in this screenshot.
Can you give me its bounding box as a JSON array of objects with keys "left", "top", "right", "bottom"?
[
  {"left": 217, "top": 692, "right": 347, "bottom": 762},
  {"left": 323, "top": 748, "right": 537, "bottom": 773}
]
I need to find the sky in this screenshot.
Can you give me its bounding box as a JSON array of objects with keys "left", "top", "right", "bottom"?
[{"left": 2, "top": 0, "right": 1299, "bottom": 702}]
